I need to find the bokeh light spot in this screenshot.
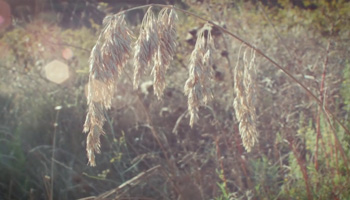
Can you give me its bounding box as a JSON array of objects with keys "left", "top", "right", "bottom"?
[
  {"left": 62, "top": 48, "right": 74, "bottom": 60},
  {"left": 44, "top": 60, "right": 70, "bottom": 84}
]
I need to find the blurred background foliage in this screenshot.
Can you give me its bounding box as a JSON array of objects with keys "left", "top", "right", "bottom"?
[{"left": 0, "top": 0, "right": 350, "bottom": 199}]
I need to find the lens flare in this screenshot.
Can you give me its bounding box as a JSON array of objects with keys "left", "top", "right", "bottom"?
[
  {"left": 62, "top": 48, "right": 74, "bottom": 60},
  {"left": 44, "top": 60, "right": 70, "bottom": 84}
]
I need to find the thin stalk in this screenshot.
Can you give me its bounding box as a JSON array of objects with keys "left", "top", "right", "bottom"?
[
  {"left": 50, "top": 106, "right": 61, "bottom": 200},
  {"left": 110, "top": 3, "right": 350, "bottom": 137},
  {"left": 289, "top": 139, "right": 312, "bottom": 200},
  {"left": 215, "top": 135, "right": 228, "bottom": 194},
  {"left": 315, "top": 110, "right": 321, "bottom": 172},
  {"left": 233, "top": 124, "right": 252, "bottom": 189},
  {"left": 315, "top": 41, "right": 330, "bottom": 173},
  {"left": 323, "top": 109, "right": 349, "bottom": 172}
]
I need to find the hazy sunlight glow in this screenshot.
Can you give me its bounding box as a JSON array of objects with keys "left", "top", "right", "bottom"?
[{"left": 44, "top": 60, "right": 70, "bottom": 84}]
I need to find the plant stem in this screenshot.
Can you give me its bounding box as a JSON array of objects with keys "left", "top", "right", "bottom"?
[
  {"left": 315, "top": 41, "right": 330, "bottom": 174},
  {"left": 289, "top": 139, "right": 312, "bottom": 200},
  {"left": 215, "top": 136, "right": 228, "bottom": 193},
  {"left": 50, "top": 106, "right": 61, "bottom": 200}
]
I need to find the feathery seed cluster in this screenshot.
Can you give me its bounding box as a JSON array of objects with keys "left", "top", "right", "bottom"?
[
  {"left": 184, "top": 23, "right": 214, "bottom": 127},
  {"left": 133, "top": 7, "right": 159, "bottom": 89},
  {"left": 84, "top": 14, "right": 133, "bottom": 166},
  {"left": 233, "top": 47, "right": 258, "bottom": 152},
  {"left": 152, "top": 8, "right": 178, "bottom": 98},
  {"left": 84, "top": 7, "right": 259, "bottom": 166},
  {"left": 84, "top": 8, "right": 178, "bottom": 166}
]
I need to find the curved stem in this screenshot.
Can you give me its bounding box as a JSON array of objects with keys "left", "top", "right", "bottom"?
[{"left": 111, "top": 4, "right": 350, "bottom": 136}]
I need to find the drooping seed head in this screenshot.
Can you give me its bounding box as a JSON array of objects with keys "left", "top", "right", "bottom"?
[
  {"left": 152, "top": 8, "right": 178, "bottom": 99},
  {"left": 133, "top": 7, "right": 159, "bottom": 89},
  {"left": 84, "top": 14, "right": 133, "bottom": 166},
  {"left": 184, "top": 23, "right": 214, "bottom": 127},
  {"left": 233, "top": 47, "right": 258, "bottom": 152}
]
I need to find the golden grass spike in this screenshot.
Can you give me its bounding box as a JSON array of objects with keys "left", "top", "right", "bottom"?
[
  {"left": 84, "top": 14, "right": 133, "bottom": 166},
  {"left": 233, "top": 46, "right": 258, "bottom": 152},
  {"left": 133, "top": 7, "right": 159, "bottom": 89},
  {"left": 184, "top": 23, "right": 214, "bottom": 127},
  {"left": 152, "top": 8, "right": 178, "bottom": 99}
]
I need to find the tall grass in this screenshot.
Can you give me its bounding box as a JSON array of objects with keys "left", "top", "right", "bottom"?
[
  {"left": 1, "top": 1, "right": 349, "bottom": 199},
  {"left": 83, "top": 3, "right": 349, "bottom": 166},
  {"left": 78, "top": 2, "right": 350, "bottom": 199}
]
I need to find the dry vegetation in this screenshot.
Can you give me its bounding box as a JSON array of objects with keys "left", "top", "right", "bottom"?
[{"left": 1, "top": 0, "right": 350, "bottom": 200}]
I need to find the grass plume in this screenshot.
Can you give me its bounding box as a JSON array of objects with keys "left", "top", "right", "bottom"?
[
  {"left": 184, "top": 23, "right": 214, "bottom": 127},
  {"left": 133, "top": 7, "right": 159, "bottom": 89},
  {"left": 152, "top": 8, "right": 178, "bottom": 99},
  {"left": 233, "top": 46, "right": 258, "bottom": 152},
  {"left": 83, "top": 14, "right": 133, "bottom": 166},
  {"left": 83, "top": 4, "right": 350, "bottom": 166}
]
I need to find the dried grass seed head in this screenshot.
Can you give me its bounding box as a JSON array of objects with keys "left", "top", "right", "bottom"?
[
  {"left": 83, "top": 101, "right": 106, "bottom": 166},
  {"left": 84, "top": 14, "right": 133, "bottom": 166},
  {"left": 233, "top": 46, "right": 258, "bottom": 152},
  {"left": 133, "top": 7, "right": 159, "bottom": 89},
  {"left": 184, "top": 23, "right": 215, "bottom": 127},
  {"left": 101, "top": 14, "right": 133, "bottom": 76},
  {"left": 152, "top": 8, "right": 178, "bottom": 99}
]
